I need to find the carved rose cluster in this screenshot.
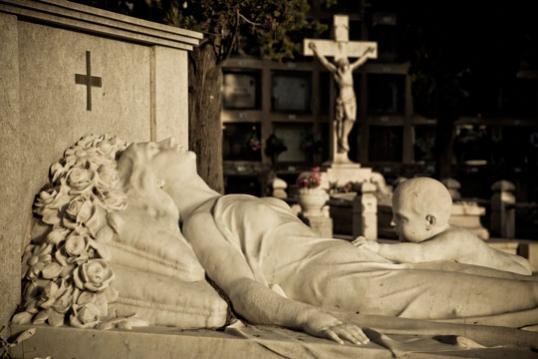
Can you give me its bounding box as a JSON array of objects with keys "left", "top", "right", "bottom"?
[{"left": 14, "top": 134, "right": 126, "bottom": 329}]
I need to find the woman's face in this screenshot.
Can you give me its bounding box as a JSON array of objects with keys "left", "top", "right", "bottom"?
[{"left": 141, "top": 138, "right": 197, "bottom": 186}]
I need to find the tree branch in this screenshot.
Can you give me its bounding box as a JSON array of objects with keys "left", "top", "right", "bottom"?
[
  {"left": 238, "top": 12, "right": 263, "bottom": 27},
  {"left": 218, "top": 8, "right": 241, "bottom": 63}
]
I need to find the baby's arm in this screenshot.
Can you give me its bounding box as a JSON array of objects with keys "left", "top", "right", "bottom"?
[
  {"left": 423, "top": 229, "right": 533, "bottom": 275},
  {"left": 357, "top": 238, "right": 454, "bottom": 263},
  {"left": 357, "top": 230, "right": 533, "bottom": 275}
]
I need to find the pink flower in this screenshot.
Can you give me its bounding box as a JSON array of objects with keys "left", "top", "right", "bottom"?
[{"left": 297, "top": 167, "right": 322, "bottom": 189}]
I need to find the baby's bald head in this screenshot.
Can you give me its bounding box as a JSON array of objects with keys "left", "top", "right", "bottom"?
[{"left": 392, "top": 177, "right": 452, "bottom": 242}]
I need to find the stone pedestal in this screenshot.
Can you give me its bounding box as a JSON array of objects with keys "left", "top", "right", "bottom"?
[
  {"left": 321, "top": 162, "right": 377, "bottom": 238},
  {"left": 0, "top": 0, "right": 201, "bottom": 328},
  {"left": 441, "top": 178, "right": 462, "bottom": 200},
  {"left": 491, "top": 180, "right": 516, "bottom": 238},
  {"left": 298, "top": 188, "right": 332, "bottom": 237},
  {"left": 352, "top": 182, "right": 378, "bottom": 240},
  {"left": 518, "top": 241, "right": 538, "bottom": 272},
  {"left": 442, "top": 178, "right": 489, "bottom": 240},
  {"left": 271, "top": 177, "right": 288, "bottom": 199},
  {"left": 450, "top": 202, "right": 490, "bottom": 240},
  {"left": 321, "top": 162, "right": 373, "bottom": 188}
]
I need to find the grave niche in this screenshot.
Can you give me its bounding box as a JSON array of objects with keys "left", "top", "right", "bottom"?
[
  {"left": 0, "top": 0, "right": 202, "bottom": 328},
  {"left": 271, "top": 71, "right": 312, "bottom": 113},
  {"left": 222, "top": 70, "right": 261, "bottom": 110},
  {"left": 273, "top": 123, "right": 314, "bottom": 163},
  {"left": 368, "top": 126, "right": 403, "bottom": 162},
  {"left": 367, "top": 73, "right": 405, "bottom": 114},
  {"left": 223, "top": 123, "right": 262, "bottom": 162},
  {"left": 414, "top": 125, "right": 436, "bottom": 163}
]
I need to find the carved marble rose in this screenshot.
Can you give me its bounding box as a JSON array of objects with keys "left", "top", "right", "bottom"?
[
  {"left": 15, "top": 134, "right": 127, "bottom": 329},
  {"left": 73, "top": 259, "right": 114, "bottom": 292}
]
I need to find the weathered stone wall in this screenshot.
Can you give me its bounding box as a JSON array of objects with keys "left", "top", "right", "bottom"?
[{"left": 0, "top": 12, "right": 23, "bottom": 331}]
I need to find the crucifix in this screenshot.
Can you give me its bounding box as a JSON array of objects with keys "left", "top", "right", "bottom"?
[
  {"left": 304, "top": 15, "right": 377, "bottom": 164},
  {"left": 75, "top": 51, "right": 102, "bottom": 111}
]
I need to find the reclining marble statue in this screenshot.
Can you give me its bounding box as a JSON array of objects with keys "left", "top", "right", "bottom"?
[
  {"left": 14, "top": 135, "right": 538, "bottom": 348},
  {"left": 15, "top": 135, "right": 228, "bottom": 330}
]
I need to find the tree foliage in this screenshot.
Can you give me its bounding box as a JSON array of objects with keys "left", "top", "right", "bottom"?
[
  {"left": 76, "top": 0, "right": 328, "bottom": 62},
  {"left": 72, "top": 0, "right": 329, "bottom": 192}
]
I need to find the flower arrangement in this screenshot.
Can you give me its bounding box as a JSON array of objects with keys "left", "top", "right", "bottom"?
[
  {"left": 12, "top": 134, "right": 128, "bottom": 329},
  {"left": 329, "top": 181, "right": 355, "bottom": 194},
  {"left": 297, "top": 167, "right": 322, "bottom": 189},
  {"left": 247, "top": 126, "right": 262, "bottom": 152}
]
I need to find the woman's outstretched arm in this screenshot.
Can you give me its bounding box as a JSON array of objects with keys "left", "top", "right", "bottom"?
[{"left": 183, "top": 210, "right": 369, "bottom": 345}]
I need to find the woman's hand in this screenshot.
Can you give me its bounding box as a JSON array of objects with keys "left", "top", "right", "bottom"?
[{"left": 300, "top": 309, "right": 369, "bottom": 345}]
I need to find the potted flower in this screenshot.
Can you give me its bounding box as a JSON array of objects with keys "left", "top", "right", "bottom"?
[{"left": 296, "top": 167, "right": 328, "bottom": 217}]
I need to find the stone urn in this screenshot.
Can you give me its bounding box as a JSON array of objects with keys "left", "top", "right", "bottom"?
[{"left": 298, "top": 187, "right": 329, "bottom": 217}]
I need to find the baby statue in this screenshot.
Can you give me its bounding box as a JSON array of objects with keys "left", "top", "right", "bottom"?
[{"left": 356, "top": 177, "right": 533, "bottom": 275}]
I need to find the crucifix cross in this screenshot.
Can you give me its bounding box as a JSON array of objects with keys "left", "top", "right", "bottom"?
[
  {"left": 303, "top": 15, "right": 377, "bottom": 163},
  {"left": 75, "top": 51, "right": 102, "bottom": 111}
]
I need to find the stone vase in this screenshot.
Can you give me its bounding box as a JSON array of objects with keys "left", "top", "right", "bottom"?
[{"left": 298, "top": 187, "right": 329, "bottom": 217}]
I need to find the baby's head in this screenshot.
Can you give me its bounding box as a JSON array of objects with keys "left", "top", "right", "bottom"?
[{"left": 392, "top": 177, "right": 452, "bottom": 242}]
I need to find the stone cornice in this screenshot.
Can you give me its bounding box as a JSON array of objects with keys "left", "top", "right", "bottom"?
[{"left": 0, "top": 0, "right": 202, "bottom": 51}]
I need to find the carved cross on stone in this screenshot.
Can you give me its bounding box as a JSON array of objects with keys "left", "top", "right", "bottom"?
[{"left": 75, "top": 51, "right": 102, "bottom": 111}]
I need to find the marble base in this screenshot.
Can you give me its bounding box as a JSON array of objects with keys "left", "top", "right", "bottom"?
[
  {"left": 9, "top": 324, "right": 390, "bottom": 359},
  {"left": 8, "top": 324, "right": 537, "bottom": 359},
  {"left": 322, "top": 161, "right": 373, "bottom": 187}
]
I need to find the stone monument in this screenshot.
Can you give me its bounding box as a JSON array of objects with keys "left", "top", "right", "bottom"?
[
  {"left": 0, "top": 0, "right": 202, "bottom": 328},
  {"left": 303, "top": 15, "right": 377, "bottom": 186},
  {"left": 302, "top": 15, "right": 381, "bottom": 238}
]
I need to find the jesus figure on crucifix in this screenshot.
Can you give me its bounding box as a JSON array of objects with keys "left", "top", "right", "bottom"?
[{"left": 309, "top": 42, "right": 375, "bottom": 154}]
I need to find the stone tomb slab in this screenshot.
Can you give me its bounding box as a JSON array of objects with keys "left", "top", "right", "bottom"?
[
  {"left": 9, "top": 325, "right": 537, "bottom": 359},
  {"left": 9, "top": 325, "right": 391, "bottom": 359}
]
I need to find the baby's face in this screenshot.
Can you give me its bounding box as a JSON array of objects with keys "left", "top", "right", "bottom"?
[{"left": 392, "top": 196, "right": 432, "bottom": 243}]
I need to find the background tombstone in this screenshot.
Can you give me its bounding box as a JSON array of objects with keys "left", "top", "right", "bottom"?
[{"left": 0, "top": 0, "right": 202, "bottom": 328}]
